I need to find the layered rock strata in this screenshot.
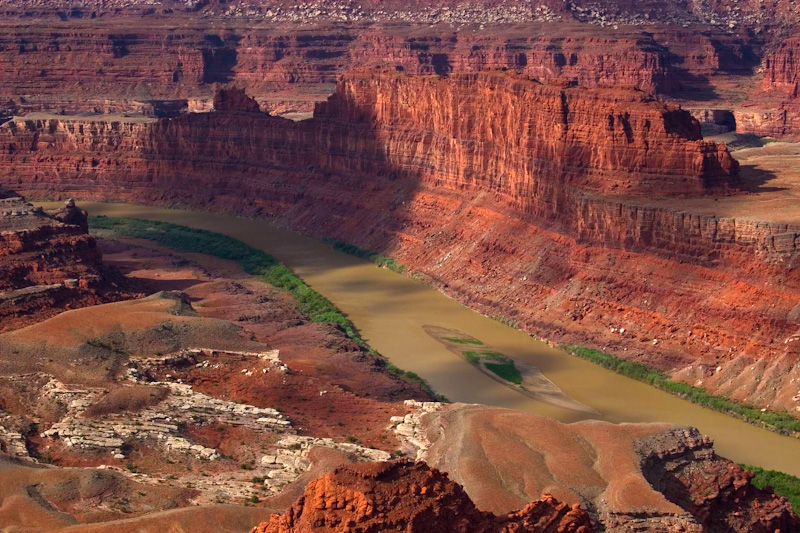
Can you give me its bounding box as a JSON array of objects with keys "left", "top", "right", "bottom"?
[
  {"left": 638, "top": 428, "right": 800, "bottom": 533},
  {"left": 738, "top": 36, "right": 800, "bottom": 139},
  {"left": 250, "top": 460, "right": 594, "bottom": 533},
  {"left": 0, "top": 191, "right": 108, "bottom": 330},
  {"left": 1, "top": 72, "right": 798, "bottom": 414},
  {"left": 0, "top": 19, "right": 765, "bottom": 115}
]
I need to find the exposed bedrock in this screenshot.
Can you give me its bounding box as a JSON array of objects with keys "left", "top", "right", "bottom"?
[
  {"left": 2, "top": 0, "right": 800, "bottom": 29},
  {"left": 250, "top": 460, "right": 594, "bottom": 533},
  {"left": 0, "top": 19, "right": 766, "bottom": 114},
  {"left": 762, "top": 37, "right": 800, "bottom": 98},
  {"left": 0, "top": 70, "right": 798, "bottom": 414},
  {"left": 0, "top": 190, "right": 113, "bottom": 331},
  {"left": 638, "top": 427, "right": 800, "bottom": 532},
  {"left": 7, "top": 2, "right": 800, "bottom": 138},
  {"left": 412, "top": 404, "right": 800, "bottom": 532},
  {"left": 737, "top": 36, "right": 800, "bottom": 139}
]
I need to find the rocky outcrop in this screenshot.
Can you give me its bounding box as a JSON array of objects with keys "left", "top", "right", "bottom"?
[
  {"left": 213, "top": 87, "right": 262, "bottom": 114},
  {"left": 0, "top": 191, "right": 112, "bottom": 330},
  {"left": 350, "top": 31, "right": 676, "bottom": 94},
  {"left": 737, "top": 37, "right": 800, "bottom": 139},
  {"left": 250, "top": 460, "right": 594, "bottom": 533},
  {"left": 763, "top": 38, "right": 800, "bottom": 99},
  {"left": 316, "top": 69, "right": 738, "bottom": 196},
  {"left": 639, "top": 428, "right": 800, "bottom": 532},
  {"left": 0, "top": 193, "right": 100, "bottom": 290},
  {"left": 404, "top": 403, "right": 799, "bottom": 532},
  {"left": 0, "top": 69, "right": 738, "bottom": 197}
]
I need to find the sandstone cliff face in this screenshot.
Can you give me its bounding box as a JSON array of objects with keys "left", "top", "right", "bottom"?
[
  {"left": 0, "top": 191, "right": 109, "bottom": 331},
  {"left": 251, "top": 460, "right": 593, "bottom": 533},
  {"left": 763, "top": 38, "right": 800, "bottom": 98},
  {"left": 317, "top": 70, "right": 738, "bottom": 197},
  {"left": 350, "top": 31, "right": 675, "bottom": 94},
  {"left": 0, "top": 24, "right": 357, "bottom": 113},
  {"left": 737, "top": 37, "right": 800, "bottom": 139},
  {"left": 0, "top": 73, "right": 798, "bottom": 413},
  {"left": 0, "top": 18, "right": 767, "bottom": 117}
]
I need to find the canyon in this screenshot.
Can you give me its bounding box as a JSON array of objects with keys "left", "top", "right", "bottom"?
[
  {"left": 0, "top": 11, "right": 793, "bottom": 138},
  {"left": 2, "top": 1, "right": 800, "bottom": 531},
  {"left": 1, "top": 73, "right": 798, "bottom": 417},
  {"left": 0, "top": 217, "right": 439, "bottom": 531},
  {"left": 0, "top": 203, "right": 793, "bottom": 531}
]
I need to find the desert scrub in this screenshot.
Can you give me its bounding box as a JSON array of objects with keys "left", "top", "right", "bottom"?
[
  {"left": 380, "top": 352, "right": 448, "bottom": 402},
  {"left": 742, "top": 464, "right": 800, "bottom": 513},
  {"left": 323, "top": 238, "right": 406, "bottom": 274},
  {"left": 90, "top": 216, "right": 443, "bottom": 402},
  {"left": 492, "top": 315, "right": 521, "bottom": 329},
  {"left": 484, "top": 361, "right": 523, "bottom": 384},
  {"left": 462, "top": 350, "right": 522, "bottom": 385},
  {"left": 564, "top": 345, "right": 800, "bottom": 435},
  {"left": 92, "top": 216, "right": 360, "bottom": 339}
]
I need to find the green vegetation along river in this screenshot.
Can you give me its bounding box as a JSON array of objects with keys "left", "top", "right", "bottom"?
[{"left": 41, "top": 202, "right": 800, "bottom": 476}]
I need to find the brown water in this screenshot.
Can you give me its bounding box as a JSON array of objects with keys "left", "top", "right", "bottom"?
[{"left": 49, "top": 201, "right": 800, "bottom": 476}]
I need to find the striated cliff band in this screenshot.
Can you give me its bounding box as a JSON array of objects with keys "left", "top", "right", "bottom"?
[
  {"left": 0, "top": 8, "right": 797, "bottom": 139},
  {"left": 1, "top": 71, "right": 799, "bottom": 417},
  {"left": 0, "top": 190, "right": 126, "bottom": 332},
  {"left": 6, "top": 0, "right": 800, "bottom": 139},
  {"left": 251, "top": 460, "right": 594, "bottom": 533}
]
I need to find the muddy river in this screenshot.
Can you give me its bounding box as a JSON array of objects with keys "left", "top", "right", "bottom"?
[{"left": 43, "top": 202, "right": 800, "bottom": 475}]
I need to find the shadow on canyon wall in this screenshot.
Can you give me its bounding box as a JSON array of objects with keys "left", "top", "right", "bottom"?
[{"left": 202, "top": 34, "right": 241, "bottom": 84}]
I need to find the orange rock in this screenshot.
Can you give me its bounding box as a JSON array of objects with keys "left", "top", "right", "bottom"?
[{"left": 249, "top": 460, "right": 594, "bottom": 533}]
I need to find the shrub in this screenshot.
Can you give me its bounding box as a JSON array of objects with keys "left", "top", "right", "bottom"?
[
  {"left": 442, "top": 336, "right": 483, "bottom": 345},
  {"left": 564, "top": 345, "right": 800, "bottom": 435},
  {"left": 322, "top": 238, "right": 407, "bottom": 274},
  {"left": 742, "top": 464, "right": 800, "bottom": 513},
  {"left": 91, "top": 216, "right": 445, "bottom": 402},
  {"left": 484, "top": 361, "right": 522, "bottom": 385}
]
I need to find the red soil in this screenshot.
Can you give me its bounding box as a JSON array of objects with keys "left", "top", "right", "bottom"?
[{"left": 100, "top": 238, "right": 434, "bottom": 449}]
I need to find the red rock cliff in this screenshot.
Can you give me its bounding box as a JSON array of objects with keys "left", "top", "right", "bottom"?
[
  {"left": 0, "top": 18, "right": 767, "bottom": 116},
  {"left": 0, "top": 73, "right": 798, "bottom": 415},
  {"left": 738, "top": 37, "right": 800, "bottom": 139},
  {"left": 315, "top": 69, "right": 738, "bottom": 198}
]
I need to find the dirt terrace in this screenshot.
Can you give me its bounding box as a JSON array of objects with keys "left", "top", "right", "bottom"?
[{"left": 625, "top": 140, "right": 800, "bottom": 225}]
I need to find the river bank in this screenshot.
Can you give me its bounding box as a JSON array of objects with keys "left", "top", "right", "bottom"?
[{"left": 38, "top": 201, "right": 800, "bottom": 476}]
